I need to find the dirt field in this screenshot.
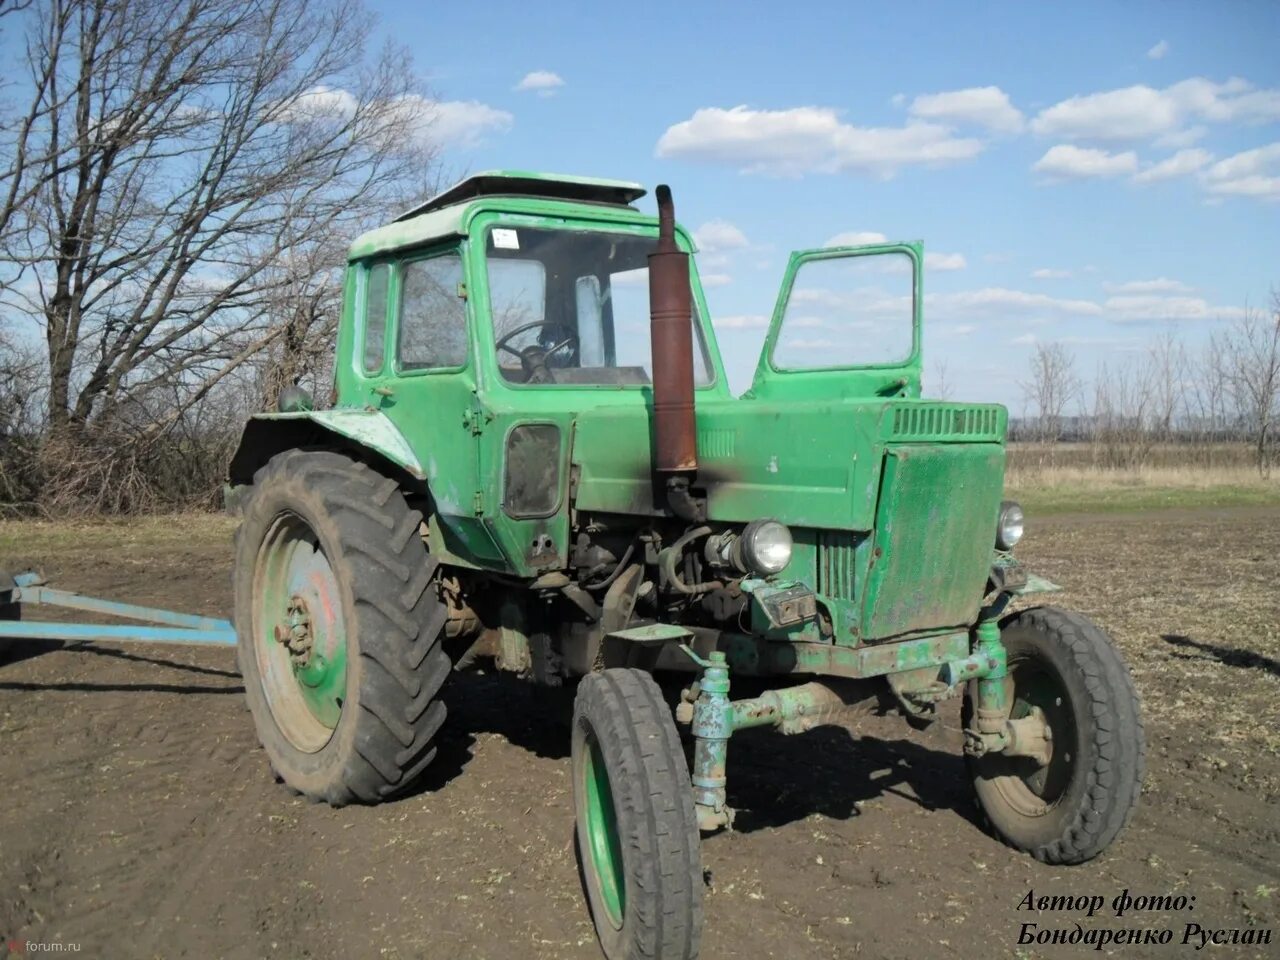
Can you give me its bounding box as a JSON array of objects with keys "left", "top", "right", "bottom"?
[{"left": 2, "top": 507, "right": 1278, "bottom": 959}]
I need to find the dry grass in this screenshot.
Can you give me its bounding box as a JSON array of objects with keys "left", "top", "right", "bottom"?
[
  {"left": 1008, "top": 440, "right": 1258, "bottom": 471},
  {"left": 0, "top": 513, "right": 235, "bottom": 558},
  {"left": 1007, "top": 461, "right": 1273, "bottom": 490},
  {"left": 1006, "top": 447, "right": 1280, "bottom": 513}
]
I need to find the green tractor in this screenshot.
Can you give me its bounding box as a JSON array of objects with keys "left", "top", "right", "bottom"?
[{"left": 227, "top": 172, "right": 1144, "bottom": 960}]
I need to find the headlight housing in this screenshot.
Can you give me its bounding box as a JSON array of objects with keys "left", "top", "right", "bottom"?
[
  {"left": 737, "top": 519, "right": 793, "bottom": 576},
  {"left": 996, "top": 500, "right": 1024, "bottom": 550}
]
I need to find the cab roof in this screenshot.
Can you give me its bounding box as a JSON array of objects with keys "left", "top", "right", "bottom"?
[{"left": 348, "top": 170, "right": 648, "bottom": 261}]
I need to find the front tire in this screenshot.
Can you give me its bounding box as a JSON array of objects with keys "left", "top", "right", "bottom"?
[
  {"left": 234, "top": 450, "right": 449, "bottom": 805},
  {"left": 572, "top": 669, "right": 703, "bottom": 960},
  {"left": 965, "top": 606, "right": 1145, "bottom": 864}
]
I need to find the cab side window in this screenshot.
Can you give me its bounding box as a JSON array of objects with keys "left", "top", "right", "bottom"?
[
  {"left": 398, "top": 253, "right": 467, "bottom": 370},
  {"left": 362, "top": 262, "right": 390, "bottom": 374}
]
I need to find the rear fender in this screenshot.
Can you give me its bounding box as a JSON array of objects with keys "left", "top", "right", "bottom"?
[{"left": 227, "top": 409, "right": 426, "bottom": 492}]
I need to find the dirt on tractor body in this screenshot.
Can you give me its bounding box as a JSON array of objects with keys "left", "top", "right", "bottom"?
[{"left": 1, "top": 508, "right": 1278, "bottom": 959}]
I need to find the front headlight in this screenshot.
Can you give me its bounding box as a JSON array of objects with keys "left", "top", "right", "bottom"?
[
  {"left": 738, "top": 519, "right": 793, "bottom": 576},
  {"left": 997, "top": 500, "right": 1024, "bottom": 550}
]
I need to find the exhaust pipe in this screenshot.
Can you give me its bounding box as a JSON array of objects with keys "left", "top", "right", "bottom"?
[{"left": 648, "top": 185, "right": 702, "bottom": 520}]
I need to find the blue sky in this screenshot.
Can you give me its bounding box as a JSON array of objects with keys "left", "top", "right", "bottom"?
[{"left": 384, "top": 0, "right": 1278, "bottom": 407}]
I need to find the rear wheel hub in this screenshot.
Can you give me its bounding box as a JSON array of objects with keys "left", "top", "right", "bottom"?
[{"left": 254, "top": 513, "right": 349, "bottom": 751}]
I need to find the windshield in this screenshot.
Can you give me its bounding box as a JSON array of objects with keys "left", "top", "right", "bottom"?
[{"left": 484, "top": 226, "right": 714, "bottom": 386}]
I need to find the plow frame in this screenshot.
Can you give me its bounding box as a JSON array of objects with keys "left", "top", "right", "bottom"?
[{"left": 0, "top": 570, "right": 237, "bottom": 647}]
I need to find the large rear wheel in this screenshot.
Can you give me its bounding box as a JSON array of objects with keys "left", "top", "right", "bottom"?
[
  {"left": 572, "top": 669, "right": 703, "bottom": 960},
  {"left": 965, "top": 606, "right": 1145, "bottom": 864},
  {"left": 234, "top": 450, "right": 449, "bottom": 805}
]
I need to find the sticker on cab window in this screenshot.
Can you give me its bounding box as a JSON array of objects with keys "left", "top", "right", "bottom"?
[{"left": 492, "top": 228, "right": 519, "bottom": 250}]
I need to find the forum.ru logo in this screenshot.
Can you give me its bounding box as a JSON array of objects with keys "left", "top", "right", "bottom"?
[{"left": 6, "top": 941, "right": 82, "bottom": 954}]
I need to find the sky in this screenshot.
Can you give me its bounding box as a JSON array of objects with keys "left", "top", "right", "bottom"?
[{"left": 372, "top": 0, "right": 1279, "bottom": 408}]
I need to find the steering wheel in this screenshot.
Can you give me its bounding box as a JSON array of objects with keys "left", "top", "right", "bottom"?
[{"left": 495, "top": 320, "right": 579, "bottom": 384}]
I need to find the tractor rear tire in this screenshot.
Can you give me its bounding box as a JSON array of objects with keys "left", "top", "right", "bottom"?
[
  {"left": 572, "top": 668, "right": 703, "bottom": 960},
  {"left": 234, "top": 450, "right": 449, "bottom": 806},
  {"left": 964, "top": 606, "right": 1145, "bottom": 864}
]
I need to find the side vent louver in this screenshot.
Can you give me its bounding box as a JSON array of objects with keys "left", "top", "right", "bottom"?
[
  {"left": 890, "top": 404, "right": 1002, "bottom": 441},
  {"left": 816, "top": 531, "right": 858, "bottom": 601}
]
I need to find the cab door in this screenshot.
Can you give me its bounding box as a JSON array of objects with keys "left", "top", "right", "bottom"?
[
  {"left": 354, "top": 248, "right": 504, "bottom": 567},
  {"left": 748, "top": 242, "right": 923, "bottom": 400}
]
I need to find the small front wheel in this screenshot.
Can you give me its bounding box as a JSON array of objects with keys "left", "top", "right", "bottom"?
[
  {"left": 572, "top": 669, "right": 703, "bottom": 960},
  {"left": 965, "top": 606, "right": 1146, "bottom": 864}
]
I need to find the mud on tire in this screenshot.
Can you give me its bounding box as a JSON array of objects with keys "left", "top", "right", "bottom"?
[
  {"left": 572, "top": 668, "right": 703, "bottom": 960},
  {"left": 234, "top": 450, "right": 449, "bottom": 806},
  {"left": 965, "top": 606, "right": 1145, "bottom": 864}
]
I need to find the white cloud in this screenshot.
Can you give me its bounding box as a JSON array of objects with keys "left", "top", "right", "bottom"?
[
  {"left": 694, "top": 219, "right": 749, "bottom": 253},
  {"left": 825, "top": 231, "right": 888, "bottom": 247},
  {"left": 1033, "top": 144, "right": 1139, "bottom": 179},
  {"left": 714, "top": 314, "right": 770, "bottom": 329},
  {"left": 700, "top": 273, "right": 732, "bottom": 288},
  {"left": 909, "top": 86, "right": 1024, "bottom": 133},
  {"left": 1104, "top": 278, "right": 1194, "bottom": 294},
  {"left": 655, "top": 105, "right": 984, "bottom": 178},
  {"left": 1030, "top": 77, "right": 1280, "bottom": 143},
  {"left": 1104, "top": 294, "right": 1245, "bottom": 322},
  {"left": 1200, "top": 142, "right": 1280, "bottom": 200},
  {"left": 278, "top": 85, "right": 359, "bottom": 120},
  {"left": 1147, "top": 40, "right": 1170, "bottom": 60},
  {"left": 1154, "top": 126, "right": 1208, "bottom": 149},
  {"left": 427, "top": 100, "right": 514, "bottom": 147},
  {"left": 272, "top": 87, "right": 512, "bottom": 149},
  {"left": 515, "top": 71, "right": 565, "bottom": 96},
  {"left": 1132, "top": 148, "right": 1214, "bottom": 183},
  {"left": 928, "top": 287, "right": 1104, "bottom": 318},
  {"left": 1031, "top": 268, "right": 1072, "bottom": 279},
  {"left": 925, "top": 251, "right": 967, "bottom": 271}
]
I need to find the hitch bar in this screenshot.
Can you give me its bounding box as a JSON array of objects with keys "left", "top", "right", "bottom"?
[{"left": 0, "top": 571, "right": 237, "bottom": 647}]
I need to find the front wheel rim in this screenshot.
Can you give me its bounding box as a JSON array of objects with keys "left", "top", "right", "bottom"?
[
  {"left": 989, "top": 653, "right": 1078, "bottom": 817},
  {"left": 581, "top": 731, "right": 626, "bottom": 930},
  {"left": 253, "top": 511, "right": 348, "bottom": 753}
]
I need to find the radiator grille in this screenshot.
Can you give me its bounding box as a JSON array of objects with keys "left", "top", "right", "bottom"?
[
  {"left": 890, "top": 404, "right": 1002, "bottom": 441},
  {"left": 816, "top": 530, "right": 858, "bottom": 601}
]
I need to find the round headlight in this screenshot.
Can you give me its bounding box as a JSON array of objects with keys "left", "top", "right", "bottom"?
[
  {"left": 997, "top": 500, "right": 1024, "bottom": 550},
  {"left": 738, "top": 519, "right": 793, "bottom": 576}
]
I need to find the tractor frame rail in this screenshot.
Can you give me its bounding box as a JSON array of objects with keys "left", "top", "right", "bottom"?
[{"left": 0, "top": 570, "right": 237, "bottom": 647}]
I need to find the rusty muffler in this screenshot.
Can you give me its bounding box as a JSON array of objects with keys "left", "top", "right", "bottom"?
[{"left": 649, "top": 185, "right": 697, "bottom": 475}]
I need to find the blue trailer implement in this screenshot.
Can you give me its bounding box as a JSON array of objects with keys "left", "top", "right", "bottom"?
[{"left": 0, "top": 570, "right": 236, "bottom": 647}]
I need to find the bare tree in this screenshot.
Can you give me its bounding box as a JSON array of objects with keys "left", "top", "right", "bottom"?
[
  {"left": 1186, "top": 333, "right": 1229, "bottom": 462},
  {"left": 0, "top": 0, "right": 439, "bottom": 441},
  {"left": 928, "top": 357, "right": 953, "bottom": 400},
  {"left": 1146, "top": 330, "right": 1189, "bottom": 442},
  {"left": 1021, "top": 341, "right": 1081, "bottom": 442},
  {"left": 1091, "top": 356, "right": 1156, "bottom": 469},
  {"left": 1215, "top": 291, "right": 1280, "bottom": 477}
]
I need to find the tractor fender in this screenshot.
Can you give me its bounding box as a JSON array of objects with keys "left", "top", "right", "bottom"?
[{"left": 227, "top": 409, "right": 426, "bottom": 507}]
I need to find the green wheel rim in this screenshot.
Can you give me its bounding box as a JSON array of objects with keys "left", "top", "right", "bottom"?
[
  {"left": 253, "top": 511, "right": 349, "bottom": 753},
  {"left": 986, "top": 652, "right": 1078, "bottom": 817},
  {"left": 582, "top": 733, "right": 626, "bottom": 929}
]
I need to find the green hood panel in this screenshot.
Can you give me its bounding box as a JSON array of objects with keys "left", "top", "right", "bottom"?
[
  {"left": 571, "top": 398, "right": 1005, "bottom": 531},
  {"left": 572, "top": 398, "right": 884, "bottom": 528}
]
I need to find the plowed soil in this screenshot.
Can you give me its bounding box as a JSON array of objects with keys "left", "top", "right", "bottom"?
[{"left": 2, "top": 507, "right": 1277, "bottom": 959}]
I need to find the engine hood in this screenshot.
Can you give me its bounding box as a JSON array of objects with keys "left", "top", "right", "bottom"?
[{"left": 571, "top": 397, "right": 1007, "bottom": 530}]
